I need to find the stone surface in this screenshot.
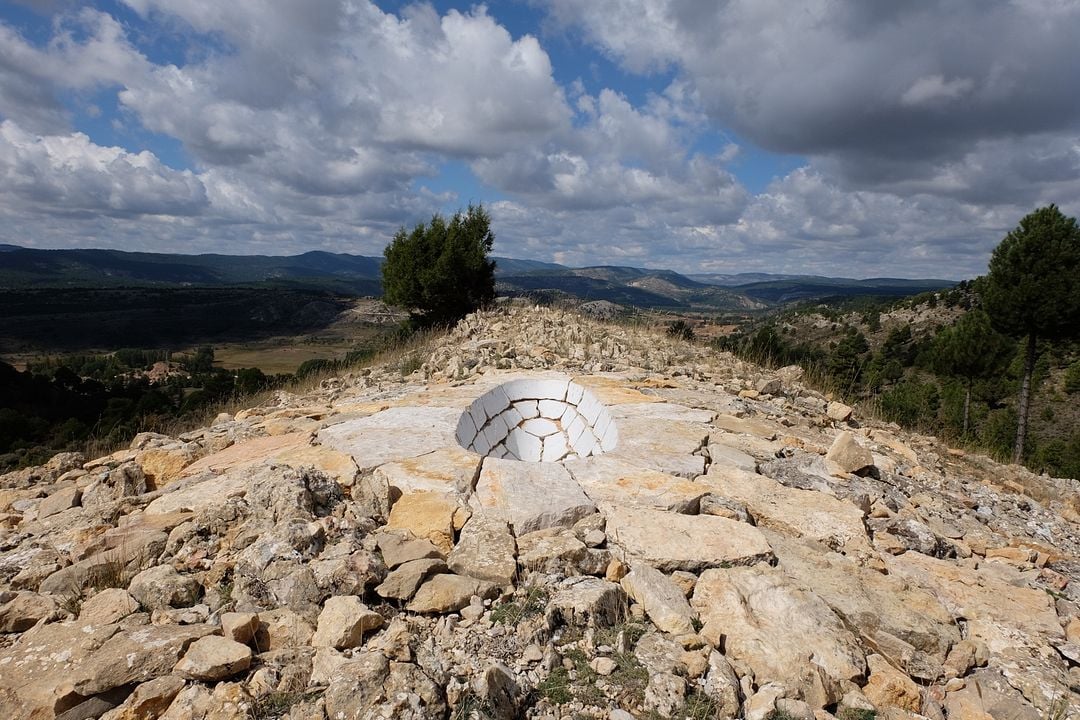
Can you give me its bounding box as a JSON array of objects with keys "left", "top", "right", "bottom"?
[
  {"left": 0, "top": 592, "right": 56, "bottom": 633},
  {"left": 174, "top": 635, "right": 253, "bottom": 681},
  {"left": 620, "top": 563, "right": 696, "bottom": 635},
  {"left": 606, "top": 416, "right": 709, "bottom": 478},
  {"left": 549, "top": 576, "right": 628, "bottom": 627},
  {"left": 825, "top": 431, "right": 875, "bottom": 474},
  {"left": 863, "top": 653, "right": 922, "bottom": 712},
  {"left": 604, "top": 504, "right": 774, "bottom": 572},
  {"left": 406, "top": 574, "right": 498, "bottom": 613},
  {"left": 565, "top": 456, "right": 706, "bottom": 513},
  {"left": 220, "top": 612, "right": 259, "bottom": 644},
  {"left": 447, "top": 513, "right": 518, "bottom": 585},
  {"left": 37, "top": 486, "right": 81, "bottom": 519},
  {"left": 317, "top": 407, "right": 461, "bottom": 470},
  {"left": 374, "top": 445, "right": 481, "bottom": 496},
  {"left": 472, "top": 457, "right": 596, "bottom": 535},
  {"left": 702, "top": 465, "right": 874, "bottom": 559},
  {"left": 128, "top": 564, "right": 200, "bottom": 610},
  {"left": 79, "top": 588, "right": 140, "bottom": 626},
  {"left": 692, "top": 564, "right": 865, "bottom": 707},
  {"left": 375, "top": 558, "right": 448, "bottom": 601},
  {"left": 312, "top": 595, "right": 384, "bottom": 648},
  {"left": 376, "top": 532, "right": 444, "bottom": 568},
  {"left": 71, "top": 623, "right": 220, "bottom": 695},
  {"left": 385, "top": 490, "right": 462, "bottom": 553}
]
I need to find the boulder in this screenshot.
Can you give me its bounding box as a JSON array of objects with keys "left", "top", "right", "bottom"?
[
  {"left": 100, "top": 674, "right": 186, "bottom": 720},
  {"left": 376, "top": 532, "right": 444, "bottom": 568},
  {"left": 692, "top": 564, "right": 865, "bottom": 707},
  {"left": 221, "top": 612, "right": 259, "bottom": 645},
  {"left": 516, "top": 529, "right": 587, "bottom": 574},
  {"left": 37, "top": 486, "right": 81, "bottom": 519},
  {"left": 311, "top": 596, "right": 384, "bottom": 650},
  {"left": 128, "top": 565, "right": 200, "bottom": 610},
  {"left": 78, "top": 588, "right": 140, "bottom": 626},
  {"left": 825, "top": 432, "right": 874, "bottom": 475},
  {"left": 407, "top": 574, "right": 498, "bottom": 613},
  {"left": 620, "top": 563, "right": 696, "bottom": 635},
  {"left": 385, "top": 491, "right": 462, "bottom": 554},
  {"left": 375, "top": 558, "right": 447, "bottom": 601},
  {"left": 862, "top": 653, "right": 922, "bottom": 712},
  {"left": 549, "top": 576, "right": 628, "bottom": 627},
  {"left": 174, "top": 635, "right": 253, "bottom": 681},
  {"left": 447, "top": 513, "right": 517, "bottom": 586},
  {"left": 472, "top": 458, "right": 597, "bottom": 535},
  {"left": 826, "top": 401, "right": 853, "bottom": 422},
  {"left": 604, "top": 504, "right": 773, "bottom": 572},
  {"left": 0, "top": 591, "right": 56, "bottom": 632}
]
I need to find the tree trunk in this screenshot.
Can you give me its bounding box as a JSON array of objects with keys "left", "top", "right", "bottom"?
[
  {"left": 963, "top": 380, "right": 971, "bottom": 439},
  {"left": 1014, "top": 332, "right": 1036, "bottom": 464}
]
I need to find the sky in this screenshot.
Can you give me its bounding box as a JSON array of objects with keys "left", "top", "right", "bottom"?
[{"left": 1, "top": 1, "right": 1079, "bottom": 278}]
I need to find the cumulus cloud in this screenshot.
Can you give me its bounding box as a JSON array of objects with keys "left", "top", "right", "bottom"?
[
  {"left": 544, "top": 0, "right": 1080, "bottom": 183},
  {"left": 0, "top": 120, "right": 208, "bottom": 217},
  {"left": 0, "top": 1, "right": 1077, "bottom": 278}
]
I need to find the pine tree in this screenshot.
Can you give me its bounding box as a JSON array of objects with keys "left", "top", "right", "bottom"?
[
  {"left": 929, "top": 309, "right": 1012, "bottom": 437},
  {"left": 381, "top": 205, "right": 496, "bottom": 328},
  {"left": 982, "top": 205, "right": 1080, "bottom": 463}
]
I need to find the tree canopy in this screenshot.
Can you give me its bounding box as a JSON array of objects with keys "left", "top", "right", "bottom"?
[
  {"left": 981, "top": 204, "right": 1080, "bottom": 462},
  {"left": 381, "top": 205, "right": 496, "bottom": 328},
  {"left": 982, "top": 204, "right": 1080, "bottom": 342}
]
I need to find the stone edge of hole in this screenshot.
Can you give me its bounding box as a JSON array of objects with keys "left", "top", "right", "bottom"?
[{"left": 455, "top": 377, "right": 618, "bottom": 462}]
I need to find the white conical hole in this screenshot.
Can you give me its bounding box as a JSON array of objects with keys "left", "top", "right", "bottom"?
[{"left": 456, "top": 377, "right": 618, "bottom": 462}]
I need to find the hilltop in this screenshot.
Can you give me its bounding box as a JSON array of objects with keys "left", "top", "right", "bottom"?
[
  {"left": 0, "top": 304, "right": 1076, "bottom": 719},
  {"left": 0, "top": 245, "right": 954, "bottom": 311}
]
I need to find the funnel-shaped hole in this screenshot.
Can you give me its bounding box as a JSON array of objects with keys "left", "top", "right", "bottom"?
[{"left": 456, "top": 377, "right": 618, "bottom": 462}]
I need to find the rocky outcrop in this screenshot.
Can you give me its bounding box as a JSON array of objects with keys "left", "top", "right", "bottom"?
[{"left": 0, "top": 303, "right": 1076, "bottom": 720}]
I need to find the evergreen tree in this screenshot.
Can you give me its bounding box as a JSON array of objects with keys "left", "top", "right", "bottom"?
[
  {"left": 929, "top": 309, "right": 1012, "bottom": 437},
  {"left": 982, "top": 205, "right": 1080, "bottom": 463},
  {"left": 381, "top": 205, "right": 496, "bottom": 328}
]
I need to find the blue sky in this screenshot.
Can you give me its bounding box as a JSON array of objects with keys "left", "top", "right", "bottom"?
[{"left": 1, "top": 1, "right": 1078, "bottom": 278}]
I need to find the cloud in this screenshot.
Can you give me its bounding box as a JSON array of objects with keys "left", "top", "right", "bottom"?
[
  {"left": 0, "top": 120, "right": 208, "bottom": 217},
  {"left": 544, "top": 0, "right": 1080, "bottom": 182}
]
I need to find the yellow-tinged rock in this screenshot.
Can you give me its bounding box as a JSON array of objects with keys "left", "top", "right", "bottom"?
[
  {"left": 572, "top": 375, "right": 663, "bottom": 405},
  {"left": 862, "top": 653, "right": 922, "bottom": 712},
  {"left": 374, "top": 445, "right": 481, "bottom": 496},
  {"left": 386, "top": 491, "right": 463, "bottom": 554},
  {"left": 272, "top": 444, "right": 359, "bottom": 486},
  {"left": 180, "top": 432, "right": 312, "bottom": 478}
]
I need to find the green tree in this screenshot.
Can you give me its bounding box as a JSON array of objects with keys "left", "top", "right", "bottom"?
[
  {"left": 982, "top": 205, "right": 1080, "bottom": 463},
  {"left": 382, "top": 205, "right": 496, "bottom": 328},
  {"left": 929, "top": 309, "right": 1013, "bottom": 437}
]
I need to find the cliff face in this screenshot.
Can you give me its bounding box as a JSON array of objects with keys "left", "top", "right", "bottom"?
[{"left": 0, "top": 304, "right": 1077, "bottom": 720}]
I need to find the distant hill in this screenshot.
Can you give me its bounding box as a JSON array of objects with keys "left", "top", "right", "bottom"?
[{"left": 0, "top": 245, "right": 954, "bottom": 309}]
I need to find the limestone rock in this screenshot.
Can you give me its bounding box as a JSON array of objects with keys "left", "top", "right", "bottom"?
[
  {"left": 863, "top": 653, "right": 922, "bottom": 712},
  {"left": 692, "top": 564, "right": 865, "bottom": 707},
  {"left": 221, "top": 612, "right": 259, "bottom": 645},
  {"left": 825, "top": 432, "right": 874, "bottom": 475},
  {"left": 620, "top": 563, "right": 696, "bottom": 635},
  {"left": 128, "top": 564, "right": 200, "bottom": 610},
  {"left": 565, "top": 456, "right": 706, "bottom": 513},
  {"left": 37, "top": 485, "right": 81, "bottom": 519},
  {"left": 406, "top": 574, "right": 497, "bottom": 613},
  {"left": 374, "top": 445, "right": 481, "bottom": 496},
  {"left": 385, "top": 491, "right": 462, "bottom": 554},
  {"left": 604, "top": 504, "right": 774, "bottom": 572},
  {"left": 702, "top": 465, "right": 874, "bottom": 558},
  {"left": 174, "top": 635, "right": 253, "bottom": 681},
  {"left": 826, "top": 401, "right": 854, "bottom": 422},
  {"left": 447, "top": 513, "right": 517, "bottom": 586},
  {"left": 101, "top": 674, "right": 186, "bottom": 720},
  {"left": 472, "top": 663, "right": 521, "bottom": 720},
  {"left": 253, "top": 608, "right": 315, "bottom": 651},
  {"left": 79, "top": 588, "right": 140, "bottom": 626},
  {"left": 375, "top": 558, "right": 447, "bottom": 601},
  {"left": 376, "top": 532, "right": 444, "bottom": 568},
  {"left": 0, "top": 591, "right": 56, "bottom": 632},
  {"left": 516, "top": 528, "right": 587, "bottom": 574},
  {"left": 702, "top": 651, "right": 742, "bottom": 718},
  {"left": 71, "top": 623, "right": 220, "bottom": 695},
  {"left": 549, "top": 576, "right": 628, "bottom": 627},
  {"left": 472, "top": 458, "right": 596, "bottom": 535},
  {"left": 310, "top": 595, "right": 384, "bottom": 649},
  {"left": 606, "top": 416, "right": 709, "bottom": 478},
  {"left": 316, "top": 406, "right": 461, "bottom": 471}
]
